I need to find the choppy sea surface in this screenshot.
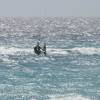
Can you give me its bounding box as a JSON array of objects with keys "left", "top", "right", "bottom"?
[{"left": 0, "top": 17, "right": 100, "bottom": 100}]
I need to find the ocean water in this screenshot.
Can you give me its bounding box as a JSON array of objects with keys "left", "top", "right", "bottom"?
[{"left": 0, "top": 17, "right": 100, "bottom": 100}]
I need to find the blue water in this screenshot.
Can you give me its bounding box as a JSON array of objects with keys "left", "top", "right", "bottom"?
[{"left": 0, "top": 17, "right": 100, "bottom": 100}]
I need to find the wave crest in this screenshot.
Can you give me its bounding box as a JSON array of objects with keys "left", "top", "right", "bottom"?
[
  {"left": 70, "top": 47, "right": 100, "bottom": 55},
  {"left": 0, "top": 47, "right": 100, "bottom": 56},
  {"left": 49, "top": 94, "right": 91, "bottom": 100}
]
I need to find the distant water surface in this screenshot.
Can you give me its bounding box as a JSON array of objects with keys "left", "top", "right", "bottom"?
[{"left": 0, "top": 17, "right": 100, "bottom": 100}]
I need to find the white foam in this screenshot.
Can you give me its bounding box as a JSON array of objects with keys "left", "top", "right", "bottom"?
[
  {"left": 47, "top": 48, "right": 68, "bottom": 55},
  {"left": 0, "top": 47, "right": 68, "bottom": 56},
  {"left": 48, "top": 47, "right": 100, "bottom": 55},
  {"left": 0, "top": 47, "right": 34, "bottom": 55},
  {"left": 49, "top": 94, "right": 91, "bottom": 100},
  {"left": 0, "top": 46, "right": 100, "bottom": 56},
  {"left": 70, "top": 47, "right": 100, "bottom": 55}
]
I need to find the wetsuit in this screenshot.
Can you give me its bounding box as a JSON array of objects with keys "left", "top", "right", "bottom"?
[{"left": 34, "top": 45, "right": 41, "bottom": 55}]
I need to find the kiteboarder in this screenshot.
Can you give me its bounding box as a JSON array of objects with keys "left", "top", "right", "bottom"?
[
  {"left": 34, "top": 42, "right": 42, "bottom": 55},
  {"left": 34, "top": 42, "right": 47, "bottom": 55}
]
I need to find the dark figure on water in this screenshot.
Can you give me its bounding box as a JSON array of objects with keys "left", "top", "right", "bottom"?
[
  {"left": 43, "top": 43, "right": 46, "bottom": 55},
  {"left": 34, "top": 42, "right": 42, "bottom": 55}
]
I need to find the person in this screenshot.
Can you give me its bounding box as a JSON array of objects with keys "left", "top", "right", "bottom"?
[
  {"left": 34, "top": 42, "right": 42, "bottom": 55},
  {"left": 42, "top": 43, "right": 46, "bottom": 55}
]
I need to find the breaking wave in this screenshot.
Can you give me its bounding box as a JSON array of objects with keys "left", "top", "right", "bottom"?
[
  {"left": 0, "top": 47, "right": 34, "bottom": 55},
  {"left": 0, "top": 46, "right": 100, "bottom": 56},
  {"left": 69, "top": 47, "right": 100, "bottom": 55},
  {"left": 49, "top": 94, "right": 91, "bottom": 100}
]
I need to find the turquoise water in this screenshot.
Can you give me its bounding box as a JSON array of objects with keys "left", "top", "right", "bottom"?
[{"left": 0, "top": 17, "right": 100, "bottom": 100}]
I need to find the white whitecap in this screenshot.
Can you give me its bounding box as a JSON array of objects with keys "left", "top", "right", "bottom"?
[
  {"left": 0, "top": 46, "right": 100, "bottom": 56},
  {"left": 69, "top": 47, "right": 100, "bottom": 55},
  {"left": 49, "top": 94, "right": 91, "bottom": 100},
  {"left": 47, "top": 48, "right": 68, "bottom": 55},
  {"left": 0, "top": 46, "right": 34, "bottom": 55}
]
